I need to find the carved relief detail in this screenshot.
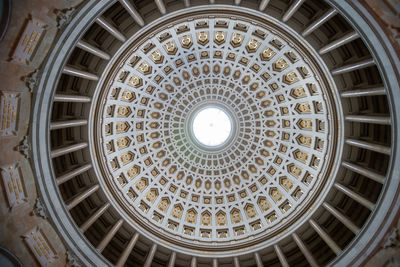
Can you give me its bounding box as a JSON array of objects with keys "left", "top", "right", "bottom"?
[
  {"left": 383, "top": 228, "right": 400, "bottom": 249},
  {"left": 24, "top": 69, "right": 41, "bottom": 92},
  {"left": 33, "top": 197, "right": 47, "bottom": 219},
  {"left": 66, "top": 250, "right": 82, "bottom": 267},
  {"left": 55, "top": 8, "right": 75, "bottom": 30},
  {"left": 15, "top": 136, "right": 31, "bottom": 158}
]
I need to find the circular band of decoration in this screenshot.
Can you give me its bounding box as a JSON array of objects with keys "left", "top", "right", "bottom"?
[{"left": 89, "top": 7, "right": 342, "bottom": 255}]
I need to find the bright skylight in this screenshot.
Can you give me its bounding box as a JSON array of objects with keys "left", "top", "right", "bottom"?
[{"left": 192, "top": 107, "right": 232, "bottom": 147}]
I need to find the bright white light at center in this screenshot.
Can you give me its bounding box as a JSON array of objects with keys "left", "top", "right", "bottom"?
[{"left": 192, "top": 107, "right": 232, "bottom": 147}]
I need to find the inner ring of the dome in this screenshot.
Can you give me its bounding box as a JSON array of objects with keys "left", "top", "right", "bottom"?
[{"left": 90, "top": 6, "right": 341, "bottom": 254}]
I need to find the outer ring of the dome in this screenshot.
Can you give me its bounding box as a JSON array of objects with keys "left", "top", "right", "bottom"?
[
  {"left": 88, "top": 5, "right": 343, "bottom": 256},
  {"left": 186, "top": 102, "right": 238, "bottom": 152},
  {"left": 325, "top": 1, "right": 400, "bottom": 266},
  {"left": 32, "top": 1, "right": 119, "bottom": 266},
  {"left": 29, "top": 1, "right": 400, "bottom": 265}
]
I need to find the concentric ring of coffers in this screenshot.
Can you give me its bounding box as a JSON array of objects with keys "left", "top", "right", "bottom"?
[{"left": 91, "top": 11, "right": 339, "bottom": 251}]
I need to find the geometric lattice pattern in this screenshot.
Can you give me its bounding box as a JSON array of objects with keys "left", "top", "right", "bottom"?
[{"left": 95, "top": 15, "right": 335, "bottom": 247}]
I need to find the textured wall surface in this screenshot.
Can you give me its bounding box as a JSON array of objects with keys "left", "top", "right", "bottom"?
[
  {"left": 0, "top": 1, "right": 84, "bottom": 266},
  {"left": 363, "top": 0, "right": 400, "bottom": 58}
]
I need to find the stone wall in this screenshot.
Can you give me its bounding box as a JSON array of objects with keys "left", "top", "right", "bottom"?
[{"left": 0, "top": 0, "right": 84, "bottom": 266}]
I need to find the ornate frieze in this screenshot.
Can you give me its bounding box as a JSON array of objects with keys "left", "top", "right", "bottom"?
[
  {"left": 22, "top": 227, "right": 58, "bottom": 266},
  {"left": 0, "top": 91, "right": 20, "bottom": 136},
  {"left": 11, "top": 17, "right": 46, "bottom": 65},
  {"left": 1, "top": 163, "right": 27, "bottom": 210}
]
